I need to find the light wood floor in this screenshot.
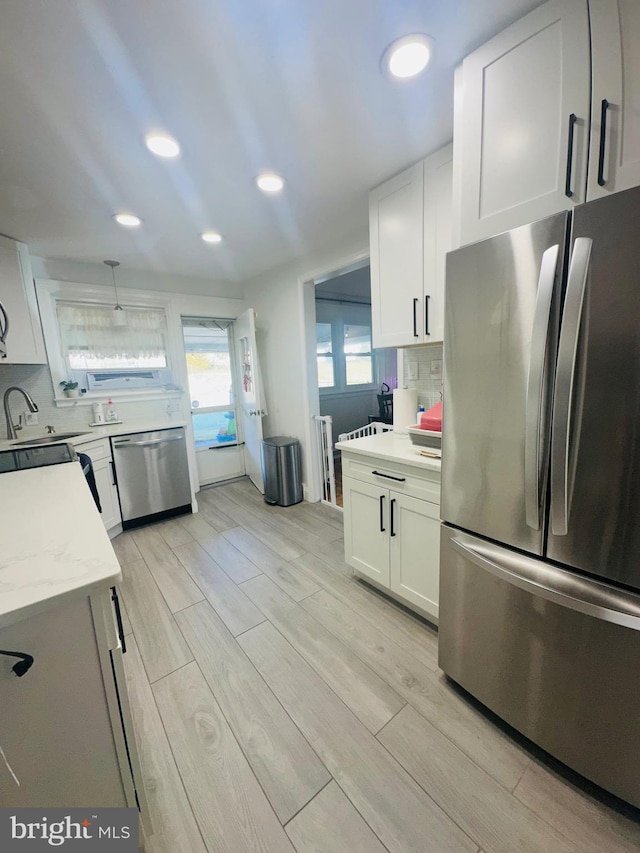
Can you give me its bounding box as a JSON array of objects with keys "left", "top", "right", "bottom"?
[{"left": 113, "top": 478, "right": 640, "bottom": 853}]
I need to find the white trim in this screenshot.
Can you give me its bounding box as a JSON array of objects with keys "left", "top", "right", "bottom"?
[{"left": 297, "top": 247, "right": 370, "bottom": 503}]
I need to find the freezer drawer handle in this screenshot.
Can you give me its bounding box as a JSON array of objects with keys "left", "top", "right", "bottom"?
[
  {"left": 379, "top": 495, "right": 385, "bottom": 532},
  {"left": 524, "top": 244, "right": 559, "bottom": 530},
  {"left": 565, "top": 113, "right": 577, "bottom": 198},
  {"left": 550, "top": 237, "right": 592, "bottom": 536},
  {"left": 372, "top": 470, "right": 406, "bottom": 482},
  {"left": 113, "top": 436, "right": 183, "bottom": 448},
  {"left": 450, "top": 536, "right": 640, "bottom": 631},
  {"left": 597, "top": 99, "right": 610, "bottom": 187}
]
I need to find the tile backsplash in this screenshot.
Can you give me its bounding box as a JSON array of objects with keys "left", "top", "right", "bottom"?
[
  {"left": 401, "top": 345, "right": 443, "bottom": 412},
  {"left": 0, "top": 364, "right": 183, "bottom": 436}
]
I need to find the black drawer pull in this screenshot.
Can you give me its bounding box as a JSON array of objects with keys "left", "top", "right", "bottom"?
[
  {"left": 390, "top": 498, "right": 396, "bottom": 537},
  {"left": 111, "top": 586, "right": 127, "bottom": 654},
  {"left": 0, "top": 649, "right": 34, "bottom": 677},
  {"left": 372, "top": 470, "right": 406, "bottom": 482},
  {"left": 565, "top": 113, "right": 577, "bottom": 198},
  {"left": 597, "top": 98, "right": 610, "bottom": 187},
  {"left": 379, "top": 494, "right": 385, "bottom": 532}
]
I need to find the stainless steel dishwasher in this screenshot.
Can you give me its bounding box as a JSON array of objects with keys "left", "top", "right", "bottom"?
[{"left": 111, "top": 427, "right": 192, "bottom": 529}]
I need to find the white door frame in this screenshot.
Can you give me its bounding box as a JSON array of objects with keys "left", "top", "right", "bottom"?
[{"left": 297, "top": 249, "right": 370, "bottom": 503}]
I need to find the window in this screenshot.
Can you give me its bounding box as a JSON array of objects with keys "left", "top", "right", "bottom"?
[
  {"left": 57, "top": 302, "right": 169, "bottom": 371},
  {"left": 315, "top": 301, "right": 376, "bottom": 392},
  {"left": 344, "top": 324, "right": 373, "bottom": 385},
  {"left": 182, "top": 318, "right": 238, "bottom": 448},
  {"left": 316, "top": 323, "right": 335, "bottom": 387}
]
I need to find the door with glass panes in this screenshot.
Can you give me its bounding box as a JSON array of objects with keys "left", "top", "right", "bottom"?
[{"left": 181, "top": 317, "right": 244, "bottom": 486}]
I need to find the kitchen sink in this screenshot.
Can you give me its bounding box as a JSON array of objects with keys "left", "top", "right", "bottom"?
[{"left": 12, "top": 432, "right": 90, "bottom": 446}]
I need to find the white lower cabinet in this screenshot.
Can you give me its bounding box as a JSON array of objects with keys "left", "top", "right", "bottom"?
[
  {"left": 0, "top": 589, "right": 148, "bottom": 825},
  {"left": 343, "top": 473, "right": 440, "bottom": 622},
  {"left": 389, "top": 492, "right": 440, "bottom": 618},
  {"left": 93, "top": 456, "right": 121, "bottom": 532},
  {"left": 76, "top": 437, "right": 122, "bottom": 535}
]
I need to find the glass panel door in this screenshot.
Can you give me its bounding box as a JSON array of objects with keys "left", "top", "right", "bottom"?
[{"left": 181, "top": 319, "right": 238, "bottom": 448}]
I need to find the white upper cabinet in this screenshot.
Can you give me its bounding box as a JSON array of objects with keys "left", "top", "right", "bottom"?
[
  {"left": 455, "top": 0, "right": 591, "bottom": 245},
  {"left": 370, "top": 161, "right": 424, "bottom": 349},
  {"left": 0, "top": 235, "right": 46, "bottom": 364},
  {"left": 370, "top": 144, "right": 452, "bottom": 348},
  {"left": 423, "top": 145, "right": 453, "bottom": 344},
  {"left": 588, "top": 0, "right": 640, "bottom": 199}
]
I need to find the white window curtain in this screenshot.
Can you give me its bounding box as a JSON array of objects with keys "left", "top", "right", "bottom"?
[{"left": 57, "top": 302, "right": 169, "bottom": 367}]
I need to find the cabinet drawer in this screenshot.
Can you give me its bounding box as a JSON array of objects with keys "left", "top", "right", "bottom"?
[
  {"left": 342, "top": 454, "right": 440, "bottom": 505},
  {"left": 75, "top": 437, "right": 111, "bottom": 461}
]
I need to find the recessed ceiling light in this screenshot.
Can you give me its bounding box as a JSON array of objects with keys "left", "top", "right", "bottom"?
[
  {"left": 256, "top": 172, "right": 284, "bottom": 193},
  {"left": 145, "top": 133, "right": 181, "bottom": 158},
  {"left": 383, "top": 34, "right": 433, "bottom": 79},
  {"left": 201, "top": 231, "right": 222, "bottom": 243},
  {"left": 113, "top": 212, "right": 142, "bottom": 228}
]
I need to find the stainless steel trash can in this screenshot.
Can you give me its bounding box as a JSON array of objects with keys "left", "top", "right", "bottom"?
[{"left": 260, "top": 436, "right": 302, "bottom": 506}]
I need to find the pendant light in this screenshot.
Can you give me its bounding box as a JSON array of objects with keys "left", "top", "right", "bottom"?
[{"left": 103, "top": 260, "right": 128, "bottom": 326}]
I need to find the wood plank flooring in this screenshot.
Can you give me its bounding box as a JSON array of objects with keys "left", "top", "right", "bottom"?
[{"left": 115, "top": 477, "right": 640, "bottom": 853}]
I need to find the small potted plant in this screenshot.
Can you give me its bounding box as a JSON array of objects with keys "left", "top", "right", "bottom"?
[{"left": 59, "top": 380, "right": 80, "bottom": 398}]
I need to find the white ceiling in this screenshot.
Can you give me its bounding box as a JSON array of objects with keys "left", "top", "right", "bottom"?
[{"left": 0, "top": 0, "right": 541, "bottom": 284}]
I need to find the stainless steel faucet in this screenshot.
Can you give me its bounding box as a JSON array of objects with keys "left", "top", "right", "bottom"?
[{"left": 3, "top": 386, "right": 39, "bottom": 439}]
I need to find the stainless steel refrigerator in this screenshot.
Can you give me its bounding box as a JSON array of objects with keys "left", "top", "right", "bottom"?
[{"left": 440, "top": 185, "right": 640, "bottom": 809}]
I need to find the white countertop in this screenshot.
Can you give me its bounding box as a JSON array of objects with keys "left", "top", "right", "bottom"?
[
  {"left": 336, "top": 431, "right": 442, "bottom": 472},
  {"left": 0, "top": 462, "right": 122, "bottom": 629},
  {"left": 0, "top": 417, "right": 188, "bottom": 453}
]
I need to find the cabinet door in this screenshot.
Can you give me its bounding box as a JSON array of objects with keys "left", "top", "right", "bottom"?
[
  {"left": 389, "top": 493, "right": 440, "bottom": 622},
  {"left": 0, "top": 598, "right": 126, "bottom": 807},
  {"left": 93, "top": 456, "right": 122, "bottom": 531},
  {"left": 456, "top": 0, "right": 590, "bottom": 246},
  {"left": 343, "top": 476, "right": 389, "bottom": 585},
  {"left": 588, "top": 0, "right": 640, "bottom": 199},
  {"left": 0, "top": 237, "right": 46, "bottom": 364},
  {"left": 423, "top": 144, "right": 453, "bottom": 343},
  {"left": 370, "top": 162, "right": 424, "bottom": 348}
]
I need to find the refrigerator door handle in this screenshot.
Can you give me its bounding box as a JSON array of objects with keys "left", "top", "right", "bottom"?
[
  {"left": 525, "top": 244, "right": 560, "bottom": 530},
  {"left": 450, "top": 536, "right": 640, "bottom": 630},
  {"left": 550, "top": 237, "right": 593, "bottom": 535}
]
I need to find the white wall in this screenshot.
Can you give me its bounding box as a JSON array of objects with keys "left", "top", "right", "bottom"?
[
  {"left": 242, "top": 228, "right": 368, "bottom": 501},
  {"left": 30, "top": 257, "right": 242, "bottom": 299}
]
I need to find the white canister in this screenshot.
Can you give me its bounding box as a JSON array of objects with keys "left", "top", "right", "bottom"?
[{"left": 92, "top": 402, "right": 105, "bottom": 424}]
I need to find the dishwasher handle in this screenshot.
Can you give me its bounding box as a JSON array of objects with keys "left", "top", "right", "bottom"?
[{"left": 113, "top": 435, "right": 184, "bottom": 449}]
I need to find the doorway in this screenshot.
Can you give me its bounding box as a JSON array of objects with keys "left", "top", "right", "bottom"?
[
  {"left": 312, "top": 265, "right": 397, "bottom": 505},
  {"left": 181, "top": 317, "right": 245, "bottom": 486}
]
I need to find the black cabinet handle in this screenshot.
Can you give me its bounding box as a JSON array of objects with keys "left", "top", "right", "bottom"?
[
  {"left": 0, "top": 649, "right": 34, "bottom": 677},
  {"left": 379, "top": 495, "right": 385, "bottom": 532},
  {"left": 412, "top": 298, "right": 419, "bottom": 337},
  {"left": 565, "top": 113, "right": 577, "bottom": 198},
  {"left": 425, "top": 294, "right": 430, "bottom": 336},
  {"left": 390, "top": 498, "right": 396, "bottom": 537},
  {"left": 111, "top": 586, "right": 127, "bottom": 654},
  {"left": 110, "top": 460, "right": 117, "bottom": 486},
  {"left": 597, "top": 99, "right": 610, "bottom": 187},
  {"left": 372, "top": 470, "right": 406, "bottom": 482}
]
